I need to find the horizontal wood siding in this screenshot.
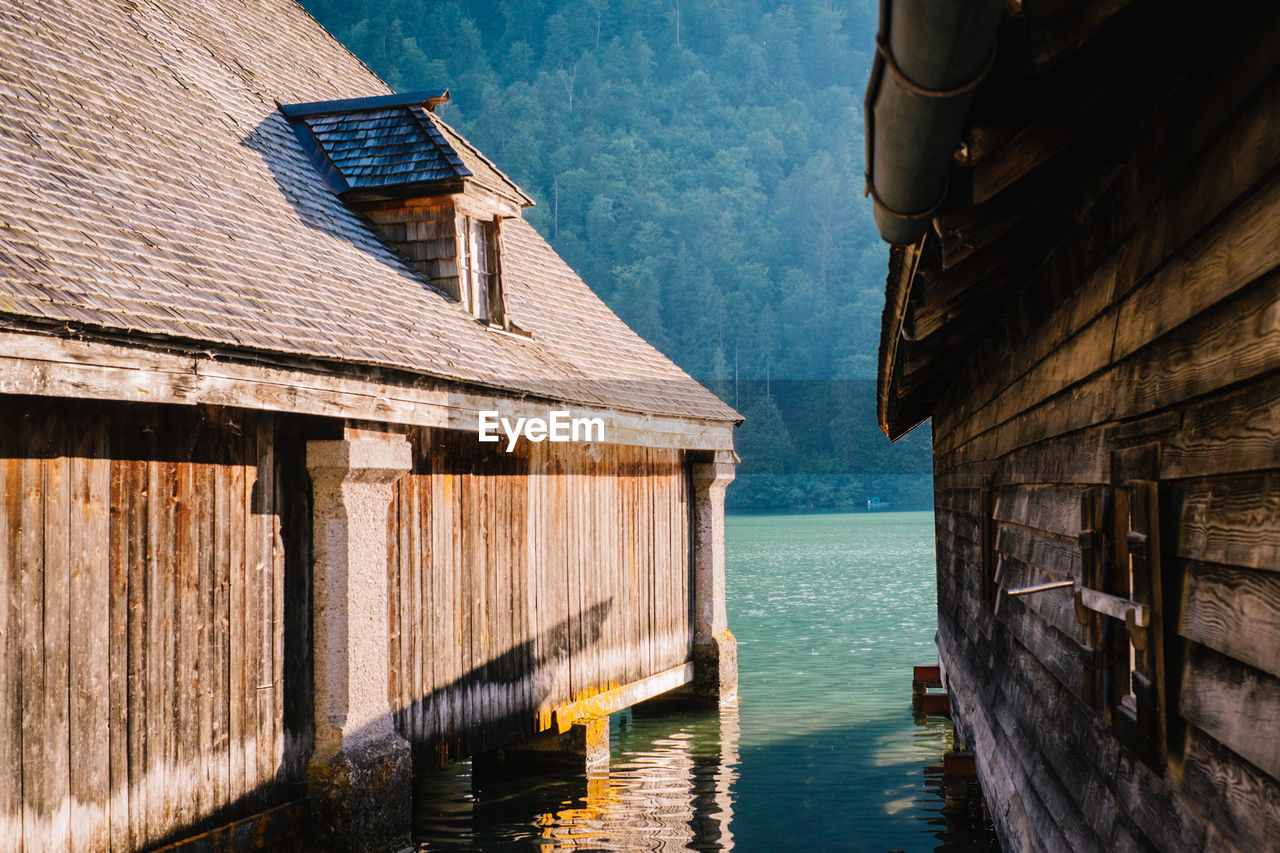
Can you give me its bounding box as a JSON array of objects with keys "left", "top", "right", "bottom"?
[
  {"left": 388, "top": 428, "right": 692, "bottom": 757},
  {"left": 0, "top": 399, "right": 300, "bottom": 852},
  {"left": 929, "top": 14, "right": 1280, "bottom": 851}
]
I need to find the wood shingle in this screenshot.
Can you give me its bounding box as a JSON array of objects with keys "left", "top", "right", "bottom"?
[{"left": 0, "top": 0, "right": 737, "bottom": 425}]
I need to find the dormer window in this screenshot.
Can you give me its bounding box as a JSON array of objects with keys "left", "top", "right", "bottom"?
[
  {"left": 461, "top": 215, "right": 502, "bottom": 325},
  {"left": 279, "top": 90, "right": 532, "bottom": 333}
]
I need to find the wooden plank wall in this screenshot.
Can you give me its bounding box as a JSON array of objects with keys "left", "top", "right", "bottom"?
[
  {"left": 388, "top": 427, "right": 693, "bottom": 759},
  {"left": 0, "top": 399, "right": 301, "bottom": 852},
  {"left": 929, "top": 13, "right": 1280, "bottom": 853}
]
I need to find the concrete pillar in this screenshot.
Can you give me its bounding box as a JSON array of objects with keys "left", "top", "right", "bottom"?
[
  {"left": 689, "top": 450, "right": 738, "bottom": 703},
  {"left": 306, "top": 436, "right": 413, "bottom": 852}
]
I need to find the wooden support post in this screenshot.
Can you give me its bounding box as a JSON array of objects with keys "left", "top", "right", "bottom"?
[
  {"left": 473, "top": 716, "right": 610, "bottom": 786},
  {"left": 912, "top": 664, "right": 945, "bottom": 715},
  {"left": 688, "top": 450, "right": 738, "bottom": 703},
  {"left": 943, "top": 750, "right": 977, "bottom": 779},
  {"left": 306, "top": 436, "right": 413, "bottom": 852},
  {"left": 913, "top": 664, "right": 943, "bottom": 698},
  {"left": 941, "top": 751, "right": 977, "bottom": 816},
  {"left": 913, "top": 664, "right": 942, "bottom": 684}
]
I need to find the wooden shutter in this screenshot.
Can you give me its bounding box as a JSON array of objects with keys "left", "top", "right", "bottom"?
[
  {"left": 1077, "top": 485, "right": 1110, "bottom": 710},
  {"left": 980, "top": 482, "right": 996, "bottom": 605},
  {"left": 486, "top": 218, "right": 506, "bottom": 328},
  {"left": 1075, "top": 444, "right": 1166, "bottom": 767},
  {"left": 469, "top": 217, "right": 490, "bottom": 321},
  {"left": 1117, "top": 478, "right": 1166, "bottom": 767}
]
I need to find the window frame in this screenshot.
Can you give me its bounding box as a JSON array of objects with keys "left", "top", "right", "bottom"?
[
  {"left": 459, "top": 214, "right": 506, "bottom": 328},
  {"left": 1077, "top": 444, "right": 1168, "bottom": 769}
]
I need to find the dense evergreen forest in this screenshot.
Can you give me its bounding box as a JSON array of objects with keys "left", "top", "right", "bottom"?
[{"left": 301, "top": 0, "right": 934, "bottom": 509}]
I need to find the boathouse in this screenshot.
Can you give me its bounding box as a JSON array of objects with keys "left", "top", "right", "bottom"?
[
  {"left": 0, "top": 0, "right": 740, "bottom": 850},
  {"left": 867, "top": 0, "right": 1280, "bottom": 849}
]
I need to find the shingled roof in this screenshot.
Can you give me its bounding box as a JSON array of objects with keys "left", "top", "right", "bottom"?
[
  {"left": 281, "top": 91, "right": 532, "bottom": 205},
  {"left": 0, "top": 0, "right": 736, "bottom": 423}
]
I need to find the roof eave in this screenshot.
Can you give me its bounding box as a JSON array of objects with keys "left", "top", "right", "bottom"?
[
  {"left": 339, "top": 177, "right": 468, "bottom": 203},
  {"left": 877, "top": 239, "right": 931, "bottom": 440}
]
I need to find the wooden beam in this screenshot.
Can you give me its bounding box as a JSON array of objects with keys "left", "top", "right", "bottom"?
[
  {"left": 938, "top": 129, "right": 1128, "bottom": 271},
  {"left": 938, "top": 168, "right": 1280, "bottom": 468},
  {"left": 932, "top": 22, "right": 1280, "bottom": 456},
  {"left": 0, "top": 330, "right": 735, "bottom": 452},
  {"left": 548, "top": 662, "right": 692, "bottom": 733},
  {"left": 1181, "top": 724, "right": 1280, "bottom": 853},
  {"left": 965, "top": 5, "right": 1209, "bottom": 204},
  {"left": 909, "top": 245, "right": 1025, "bottom": 340},
  {"left": 878, "top": 241, "right": 924, "bottom": 437},
  {"left": 1021, "top": 0, "right": 1137, "bottom": 70},
  {"left": 1175, "top": 473, "right": 1280, "bottom": 573},
  {"left": 936, "top": 361, "right": 1280, "bottom": 491},
  {"left": 1160, "top": 371, "right": 1280, "bottom": 481},
  {"left": 997, "top": 556, "right": 1084, "bottom": 644},
  {"left": 936, "top": 27, "right": 1280, "bottom": 453},
  {"left": 966, "top": 66, "right": 1153, "bottom": 205}
]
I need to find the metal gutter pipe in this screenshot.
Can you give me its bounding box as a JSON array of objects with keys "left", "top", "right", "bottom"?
[{"left": 864, "top": 0, "right": 1004, "bottom": 245}]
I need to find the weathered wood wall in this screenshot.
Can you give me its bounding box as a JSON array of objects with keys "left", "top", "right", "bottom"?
[
  {"left": 388, "top": 428, "right": 693, "bottom": 758},
  {"left": 0, "top": 395, "right": 702, "bottom": 848},
  {"left": 929, "top": 9, "right": 1280, "bottom": 852},
  {"left": 0, "top": 399, "right": 305, "bottom": 852}
]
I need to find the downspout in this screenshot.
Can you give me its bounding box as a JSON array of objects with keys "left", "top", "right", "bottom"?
[{"left": 864, "top": 0, "right": 1004, "bottom": 245}]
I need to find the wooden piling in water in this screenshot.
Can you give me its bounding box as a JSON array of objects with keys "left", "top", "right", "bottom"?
[
  {"left": 943, "top": 751, "right": 976, "bottom": 779},
  {"left": 912, "top": 663, "right": 949, "bottom": 716}
]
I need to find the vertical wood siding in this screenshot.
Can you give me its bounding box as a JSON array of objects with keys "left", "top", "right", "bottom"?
[
  {"left": 387, "top": 428, "right": 693, "bottom": 757},
  {"left": 0, "top": 400, "right": 699, "bottom": 847},
  {"left": 0, "top": 401, "right": 298, "bottom": 852}
]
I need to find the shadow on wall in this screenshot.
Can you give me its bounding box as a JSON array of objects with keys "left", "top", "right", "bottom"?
[
  {"left": 389, "top": 599, "right": 616, "bottom": 762},
  {"left": 100, "top": 597, "right": 616, "bottom": 853},
  {"left": 238, "top": 115, "right": 444, "bottom": 298}
]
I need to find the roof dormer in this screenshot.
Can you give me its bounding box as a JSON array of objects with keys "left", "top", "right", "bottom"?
[{"left": 280, "top": 91, "right": 532, "bottom": 331}]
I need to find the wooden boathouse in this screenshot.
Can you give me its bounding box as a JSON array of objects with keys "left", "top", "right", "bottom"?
[
  {"left": 0, "top": 1, "right": 740, "bottom": 850},
  {"left": 867, "top": 0, "right": 1280, "bottom": 850}
]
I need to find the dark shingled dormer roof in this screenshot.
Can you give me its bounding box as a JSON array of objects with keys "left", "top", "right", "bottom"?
[{"left": 282, "top": 91, "right": 533, "bottom": 205}]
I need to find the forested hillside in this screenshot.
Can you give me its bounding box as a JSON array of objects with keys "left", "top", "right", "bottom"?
[{"left": 300, "top": 0, "right": 934, "bottom": 509}]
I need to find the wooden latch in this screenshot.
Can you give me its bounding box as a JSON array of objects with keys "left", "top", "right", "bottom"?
[
  {"left": 1075, "top": 586, "right": 1149, "bottom": 629},
  {"left": 1005, "top": 580, "right": 1149, "bottom": 630}
]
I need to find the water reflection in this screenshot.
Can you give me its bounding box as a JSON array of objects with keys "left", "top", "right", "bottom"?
[
  {"left": 414, "top": 704, "right": 740, "bottom": 852},
  {"left": 538, "top": 703, "right": 738, "bottom": 851},
  {"left": 414, "top": 697, "right": 995, "bottom": 851}
]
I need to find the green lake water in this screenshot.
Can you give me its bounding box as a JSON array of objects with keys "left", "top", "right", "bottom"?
[{"left": 415, "top": 510, "right": 998, "bottom": 851}]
